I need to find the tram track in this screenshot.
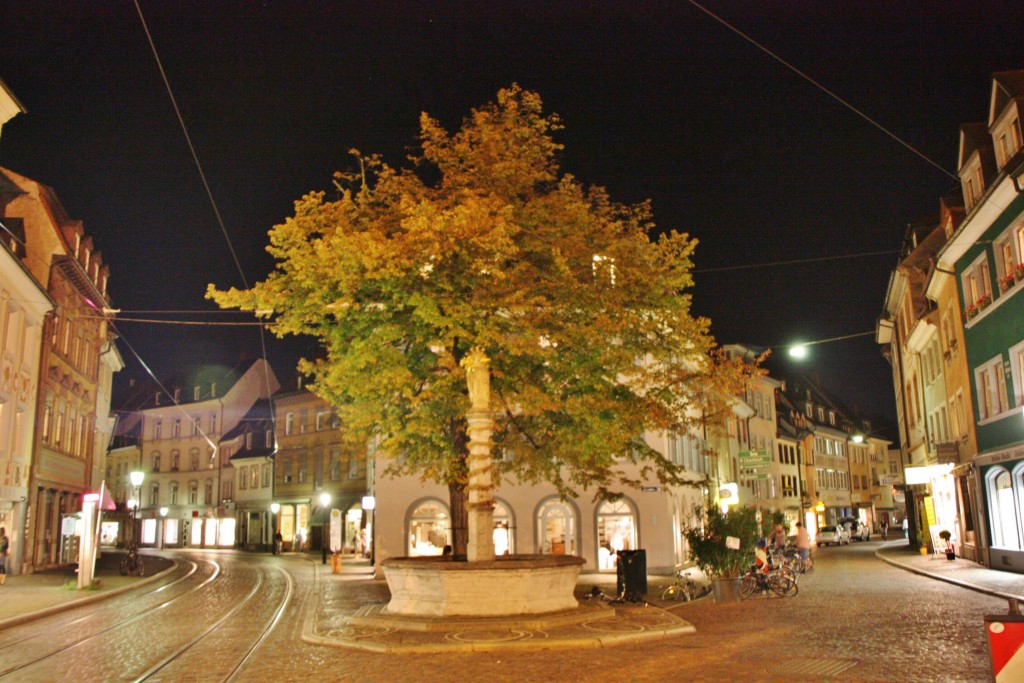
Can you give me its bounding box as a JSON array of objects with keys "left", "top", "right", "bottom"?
[{"left": 0, "top": 553, "right": 291, "bottom": 682}]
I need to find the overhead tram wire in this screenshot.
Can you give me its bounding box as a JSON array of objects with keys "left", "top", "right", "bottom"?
[
  {"left": 692, "top": 249, "right": 899, "bottom": 274},
  {"left": 133, "top": 0, "right": 279, "bottom": 415},
  {"left": 685, "top": 0, "right": 958, "bottom": 181}
]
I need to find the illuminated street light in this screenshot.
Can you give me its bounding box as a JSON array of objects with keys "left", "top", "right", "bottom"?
[
  {"left": 788, "top": 344, "right": 809, "bottom": 359},
  {"left": 270, "top": 503, "right": 281, "bottom": 555}
]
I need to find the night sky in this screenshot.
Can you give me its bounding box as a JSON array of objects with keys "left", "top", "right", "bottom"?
[{"left": 3, "top": 2, "right": 1023, "bottom": 433}]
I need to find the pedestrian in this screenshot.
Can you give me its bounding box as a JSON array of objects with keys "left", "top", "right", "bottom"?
[
  {"left": 881, "top": 520, "right": 888, "bottom": 540},
  {"left": 0, "top": 527, "right": 8, "bottom": 585},
  {"left": 273, "top": 530, "right": 283, "bottom": 555},
  {"left": 795, "top": 522, "right": 812, "bottom": 570},
  {"left": 770, "top": 523, "right": 787, "bottom": 550}
]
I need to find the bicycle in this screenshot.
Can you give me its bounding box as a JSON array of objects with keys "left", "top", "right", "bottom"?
[
  {"left": 119, "top": 543, "right": 145, "bottom": 577},
  {"left": 661, "top": 569, "right": 708, "bottom": 602},
  {"left": 739, "top": 564, "right": 798, "bottom": 599}
]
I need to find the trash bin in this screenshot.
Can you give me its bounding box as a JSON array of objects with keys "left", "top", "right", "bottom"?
[
  {"left": 985, "top": 613, "right": 1024, "bottom": 682},
  {"left": 616, "top": 549, "right": 647, "bottom": 602}
]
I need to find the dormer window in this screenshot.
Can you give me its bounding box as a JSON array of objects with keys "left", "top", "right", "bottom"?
[
  {"left": 194, "top": 386, "right": 201, "bottom": 401},
  {"left": 994, "top": 114, "right": 1022, "bottom": 169}
]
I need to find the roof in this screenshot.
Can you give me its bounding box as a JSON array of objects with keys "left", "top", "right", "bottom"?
[
  {"left": 225, "top": 398, "right": 276, "bottom": 461},
  {"left": 112, "top": 357, "right": 263, "bottom": 411}
]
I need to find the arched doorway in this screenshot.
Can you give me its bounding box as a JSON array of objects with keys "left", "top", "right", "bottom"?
[
  {"left": 596, "top": 499, "right": 637, "bottom": 570},
  {"left": 493, "top": 499, "right": 514, "bottom": 556}
]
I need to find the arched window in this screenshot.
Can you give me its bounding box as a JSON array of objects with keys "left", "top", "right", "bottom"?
[
  {"left": 536, "top": 498, "right": 578, "bottom": 556},
  {"left": 596, "top": 499, "right": 637, "bottom": 570},
  {"left": 188, "top": 481, "right": 198, "bottom": 505},
  {"left": 407, "top": 499, "right": 450, "bottom": 556},
  {"left": 170, "top": 482, "right": 179, "bottom": 505},
  {"left": 988, "top": 467, "right": 1021, "bottom": 549},
  {"left": 151, "top": 451, "right": 161, "bottom": 472},
  {"left": 493, "top": 499, "right": 514, "bottom": 556}
]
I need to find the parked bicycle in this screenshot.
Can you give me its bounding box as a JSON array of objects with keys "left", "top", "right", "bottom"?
[
  {"left": 740, "top": 563, "right": 797, "bottom": 599},
  {"left": 661, "top": 569, "right": 710, "bottom": 602},
  {"left": 119, "top": 542, "right": 144, "bottom": 577}
]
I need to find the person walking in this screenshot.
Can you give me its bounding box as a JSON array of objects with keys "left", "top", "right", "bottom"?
[
  {"left": 0, "top": 527, "right": 9, "bottom": 584},
  {"left": 795, "top": 522, "right": 812, "bottom": 571},
  {"left": 881, "top": 520, "right": 889, "bottom": 540}
]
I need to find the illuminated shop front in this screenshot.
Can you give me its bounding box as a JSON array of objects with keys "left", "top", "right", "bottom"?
[{"left": 978, "top": 443, "right": 1024, "bottom": 572}]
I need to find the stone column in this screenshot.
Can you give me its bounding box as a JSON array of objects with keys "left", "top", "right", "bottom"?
[{"left": 462, "top": 348, "right": 495, "bottom": 563}]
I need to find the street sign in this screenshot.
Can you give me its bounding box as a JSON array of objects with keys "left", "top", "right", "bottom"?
[{"left": 738, "top": 449, "right": 770, "bottom": 467}]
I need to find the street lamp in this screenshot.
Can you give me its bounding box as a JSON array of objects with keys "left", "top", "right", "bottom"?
[
  {"left": 319, "top": 492, "right": 331, "bottom": 564},
  {"left": 129, "top": 470, "right": 145, "bottom": 545},
  {"left": 362, "top": 495, "right": 376, "bottom": 567}
]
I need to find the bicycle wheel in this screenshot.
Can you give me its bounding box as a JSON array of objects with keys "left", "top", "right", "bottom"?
[
  {"left": 739, "top": 574, "right": 758, "bottom": 599},
  {"left": 135, "top": 558, "right": 145, "bottom": 577},
  {"left": 768, "top": 573, "right": 798, "bottom": 597},
  {"left": 119, "top": 559, "right": 129, "bottom": 576},
  {"left": 661, "top": 584, "right": 682, "bottom": 601}
]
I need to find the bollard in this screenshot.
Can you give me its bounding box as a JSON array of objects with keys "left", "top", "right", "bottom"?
[
  {"left": 331, "top": 551, "right": 342, "bottom": 574},
  {"left": 985, "top": 613, "right": 1024, "bottom": 682}
]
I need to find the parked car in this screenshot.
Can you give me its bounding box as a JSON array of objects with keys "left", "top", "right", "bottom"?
[
  {"left": 849, "top": 522, "right": 871, "bottom": 541},
  {"left": 816, "top": 525, "right": 851, "bottom": 546}
]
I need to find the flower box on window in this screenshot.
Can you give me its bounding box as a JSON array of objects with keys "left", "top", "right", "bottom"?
[
  {"left": 999, "top": 274, "right": 1015, "bottom": 292},
  {"left": 977, "top": 294, "right": 992, "bottom": 309},
  {"left": 965, "top": 304, "right": 978, "bottom": 319},
  {"left": 1016, "top": 263, "right": 1024, "bottom": 282}
]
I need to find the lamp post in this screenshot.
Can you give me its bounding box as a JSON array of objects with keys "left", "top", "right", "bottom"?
[
  {"left": 319, "top": 492, "right": 331, "bottom": 564},
  {"left": 129, "top": 470, "right": 145, "bottom": 545},
  {"left": 270, "top": 502, "right": 280, "bottom": 555},
  {"left": 158, "top": 507, "right": 168, "bottom": 549},
  {"left": 362, "top": 495, "right": 376, "bottom": 568}
]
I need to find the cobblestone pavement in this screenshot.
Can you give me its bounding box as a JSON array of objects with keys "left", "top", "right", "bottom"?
[
  {"left": 240, "top": 542, "right": 1004, "bottom": 683},
  {"left": 0, "top": 542, "right": 1009, "bottom": 682}
]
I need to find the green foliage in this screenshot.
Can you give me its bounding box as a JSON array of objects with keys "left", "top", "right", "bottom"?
[
  {"left": 684, "top": 505, "right": 760, "bottom": 579},
  {"left": 208, "top": 84, "right": 760, "bottom": 499}
]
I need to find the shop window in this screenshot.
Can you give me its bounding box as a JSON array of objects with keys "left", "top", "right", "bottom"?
[
  {"left": 988, "top": 468, "right": 1021, "bottom": 549},
  {"left": 407, "top": 499, "right": 450, "bottom": 556},
  {"left": 537, "top": 498, "right": 577, "bottom": 557}
]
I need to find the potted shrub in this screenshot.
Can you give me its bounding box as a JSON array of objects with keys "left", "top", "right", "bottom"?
[
  {"left": 684, "top": 505, "right": 759, "bottom": 602},
  {"left": 939, "top": 529, "right": 955, "bottom": 560}
]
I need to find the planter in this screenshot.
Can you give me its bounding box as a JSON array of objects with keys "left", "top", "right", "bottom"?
[
  {"left": 919, "top": 546, "right": 928, "bottom": 555},
  {"left": 711, "top": 577, "right": 743, "bottom": 603},
  {"left": 946, "top": 551, "right": 956, "bottom": 561}
]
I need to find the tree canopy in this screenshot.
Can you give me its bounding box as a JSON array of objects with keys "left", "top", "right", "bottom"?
[{"left": 208, "top": 85, "right": 759, "bottom": 504}]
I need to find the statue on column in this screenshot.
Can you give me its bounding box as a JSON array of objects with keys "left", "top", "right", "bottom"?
[{"left": 462, "top": 347, "right": 490, "bottom": 411}]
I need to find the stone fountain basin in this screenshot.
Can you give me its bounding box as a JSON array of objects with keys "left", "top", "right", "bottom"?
[{"left": 381, "top": 554, "right": 586, "bottom": 617}]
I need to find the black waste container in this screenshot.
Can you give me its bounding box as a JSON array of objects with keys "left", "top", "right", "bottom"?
[{"left": 615, "top": 549, "right": 647, "bottom": 602}]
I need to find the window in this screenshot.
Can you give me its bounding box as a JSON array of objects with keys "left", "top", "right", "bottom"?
[
  {"left": 962, "top": 254, "right": 992, "bottom": 310},
  {"left": 262, "top": 464, "right": 271, "bottom": 487},
  {"left": 223, "top": 480, "right": 233, "bottom": 501},
  {"left": 239, "top": 469, "right": 248, "bottom": 490},
  {"left": 189, "top": 481, "right": 198, "bottom": 505},
  {"left": 190, "top": 448, "right": 200, "bottom": 471},
  {"left": 172, "top": 419, "right": 181, "bottom": 438},
  {"left": 251, "top": 465, "right": 259, "bottom": 489},
  {"left": 170, "top": 450, "right": 180, "bottom": 471},
  {"left": 298, "top": 456, "right": 307, "bottom": 483},
  {"left": 209, "top": 413, "right": 217, "bottom": 434},
  {"left": 192, "top": 417, "right": 201, "bottom": 436},
  {"left": 329, "top": 449, "right": 341, "bottom": 481},
  {"left": 285, "top": 413, "right": 294, "bottom": 436},
  {"left": 976, "top": 356, "right": 1009, "bottom": 420},
  {"left": 205, "top": 481, "right": 213, "bottom": 505},
  {"left": 316, "top": 411, "right": 328, "bottom": 431},
  {"left": 170, "top": 482, "right": 179, "bottom": 505},
  {"left": 348, "top": 454, "right": 360, "bottom": 479},
  {"left": 245, "top": 432, "right": 253, "bottom": 450},
  {"left": 150, "top": 483, "right": 159, "bottom": 507},
  {"left": 1011, "top": 340, "right": 1024, "bottom": 409},
  {"left": 152, "top": 452, "right": 161, "bottom": 472},
  {"left": 194, "top": 386, "right": 201, "bottom": 401}
]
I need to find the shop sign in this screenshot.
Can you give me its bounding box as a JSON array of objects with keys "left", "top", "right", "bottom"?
[
  {"left": 738, "top": 449, "right": 770, "bottom": 468},
  {"left": 641, "top": 486, "right": 660, "bottom": 492}
]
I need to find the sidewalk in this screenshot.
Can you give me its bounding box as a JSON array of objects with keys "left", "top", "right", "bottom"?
[
  {"left": 0, "top": 549, "right": 174, "bottom": 629},
  {"left": 875, "top": 540, "right": 1024, "bottom": 611}
]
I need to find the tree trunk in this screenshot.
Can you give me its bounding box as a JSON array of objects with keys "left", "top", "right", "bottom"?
[{"left": 448, "top": 476, "right": 468, "bottom": 558}]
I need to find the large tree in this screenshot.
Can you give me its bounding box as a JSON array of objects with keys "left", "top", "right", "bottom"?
[{"left": 208, "top": 85, "right": 759, "bottom": 555}]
